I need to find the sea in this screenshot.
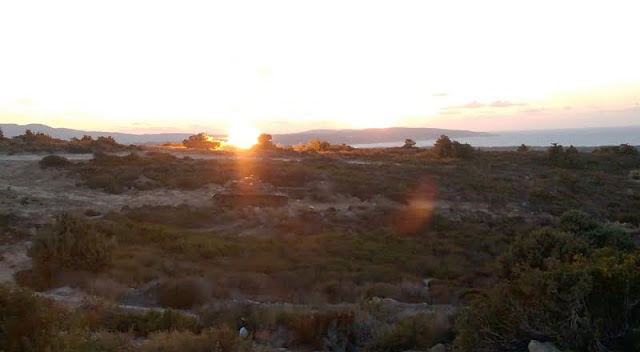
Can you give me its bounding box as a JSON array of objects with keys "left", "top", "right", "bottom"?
[{"left": 352, "top": 126, "right": 640, "bottom": 149}]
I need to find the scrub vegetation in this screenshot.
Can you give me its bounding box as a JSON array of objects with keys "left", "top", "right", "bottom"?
[{"left": 1, "top": 136, "right": 639, "bottom": 351}]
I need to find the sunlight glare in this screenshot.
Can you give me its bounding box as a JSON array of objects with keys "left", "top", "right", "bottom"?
[{"left": 226, "top": 121, "right": 260, "bottom": 149}]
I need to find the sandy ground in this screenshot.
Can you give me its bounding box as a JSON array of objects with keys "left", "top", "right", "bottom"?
[
  {"left": 0, "top": 156, "right": 222, "bottom": 284},
  {"left": 0, "top": 159, "right": 223, "bottom": 222}
]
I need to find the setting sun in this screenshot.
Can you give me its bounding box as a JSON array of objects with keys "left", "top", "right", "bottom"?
[{"left": 226, "top": 121, "right": 260, "bottom": 149}]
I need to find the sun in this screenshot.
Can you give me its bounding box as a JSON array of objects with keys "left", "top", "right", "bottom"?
[{"left": 226, "top": 121, "right": 260, "bottom": 149}]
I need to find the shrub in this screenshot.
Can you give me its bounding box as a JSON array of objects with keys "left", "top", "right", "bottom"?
[
  {"left": 451, "top": 141, "right": 474, "bottom": 158},
  {"left": 257, "top": 133, "right": 274, "bottom": 149},
  {"left": 593, "top": 144, "right": 639, "bottom": 156},
  {"left": 101, "top": 308, "right": 199, "bottom": 337},
  {"left": 433, "top": 135, "right": 474, "bottom": 158},
  {"left": 0, "top": 285, "right": 63, "bottom": 351},
  {"left": 559, "top": 210, "right": 600, "bottom": 235},
  {"left": 366, "top": 313, "right": 443, "bottom": 352},
  {"left": 548, "top": 144, "right": 581, "bottom": 167},
  {"left": 79, "top": 331, "right": 134, "bottom": 352},
  {"left": 456, "top": 250, "right": 640, "bottom": 351},
  {"left": 547, "top": 143, "right": 564, "bottom": 165},
  {"left": 501, "top": 228, "right": 590, "bottom": 276},
  {"left": 306, "top": 139, "right": 331, "bottom": 152},
  {"left": 560, "top": 210, "right": 634, "bottom": 250},
  {"left": 157, "top": 277, "right": 211, "bottom": 309},
  {"left": 402, "top": 139, "right": 416, "bottom": 148},
  {"left": 433, "top": 135, "right": 453, "bottom": 157},
  {"left": 183, "top": 133, "right": 220, "bottom": 150},
  {"left": 39, "top": 155, "right": 72, "bottom": 169},
  {"left": 141, "top": 325, "right": 250, "bottom": 352},
  {"left": 28, "top": 213, "right": 117, "bottom": 274}
]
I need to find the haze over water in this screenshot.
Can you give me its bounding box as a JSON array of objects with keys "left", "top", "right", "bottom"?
[{"left": 353, "top": 126, "right": 640, "bottom": 148}]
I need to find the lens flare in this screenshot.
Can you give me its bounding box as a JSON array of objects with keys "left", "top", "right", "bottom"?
[
  {"left": 227, "top": 122, "right": 260, "bottom": 149},
  {"left": 393, "top": 178, "right": 438, "bottom": 235}
]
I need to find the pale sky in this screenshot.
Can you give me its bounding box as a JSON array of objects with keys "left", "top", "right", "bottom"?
[{"left": 0, "top": 0, "right": 639, "bottom": 134}]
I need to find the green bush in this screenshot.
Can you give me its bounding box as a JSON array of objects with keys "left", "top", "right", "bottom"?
[
  {"left": 457, "top": 213, "right": 640, "bottom": 352},
  {"left": 28, "top": 213, "right": 117, "bottom": 273},
  {"left": 457, "top": 250, "right": 640, "bottom": 351},
  {"left": 560, "top": 210, "right": 634, "bottom": 250},
  {"left": 559, "top": 210, "right": 600, "bottom": 234},
  {"left": 0, "top": 284, "right": 63, "bottom": 352},
  {"left": 502, "top": 228, "right": 590, "bottom": 276}
]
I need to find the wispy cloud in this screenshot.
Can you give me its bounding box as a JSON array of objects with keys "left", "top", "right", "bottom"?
[
  {"left": 461, "top": 101, "right": 486, "bottom": 108},
  {"left": 489, "top": 100, "right": 526, "bottom": 108},
  {"left": 432, "top": 92, "right": 448, "bottom": 97}
]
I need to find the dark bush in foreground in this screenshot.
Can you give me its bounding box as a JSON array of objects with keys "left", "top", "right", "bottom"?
[
  {"left": 0, "top": 284, "right": 64, "bottom": 351},
  {"left": 157, "top": 277, "right": 211, "bottom": 309},
  {"left": 28, "top": 213, "right": 116, "bottom": 274},
  {"left": 39, "top": 155, "right": 71, "bottom": 169},
  {"left": 457, "top": 211, "right": 640, "bottom": 351},
  {"left": 457, "top": 250, "right": 640, "bottom": 351}
]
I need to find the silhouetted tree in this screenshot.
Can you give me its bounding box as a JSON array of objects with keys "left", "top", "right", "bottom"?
[
  {"left": 564, "top": 145, "right": 581, "bottom": 167},
  {"left": 433, "top": 135, "right": 474, "bottom": 158},
  {"left": 451, "top": 141, "right": 474, "bottom": 158},
  {"left": 403, "top": 139, "right": 416, "bottom": 148},
  {"left": 547, "top": 143, "right": 565, "bottom": 165},
  {"left": 257, "top": 133, "right": 274, "bottom": 149},
  {"left": 0, "top": 127, "right": 4, "bottom": 140},
  {"left": 183, "top": 133, "right": 220, "bottom": 150},
  {"left": 433, "top": 135, "right": 453, "bottom": 157},
  {"left": 517, "top": 144, "right": 530, "bottom": 152}
]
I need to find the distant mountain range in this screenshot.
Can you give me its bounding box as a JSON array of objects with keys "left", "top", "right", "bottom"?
[{"left": 0, "top": 123, "right": 488, "bottom": 146}]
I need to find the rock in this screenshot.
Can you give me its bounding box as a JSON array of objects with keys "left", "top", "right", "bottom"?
[
  {"left": 528, "top": 340, "right": 561, "bottom": 352},
  {"left": 429, "top": 343, "right": 446, "bottom": 352},
  {"left": 239, "top": 326, "right": 249, "bottom": 339}
]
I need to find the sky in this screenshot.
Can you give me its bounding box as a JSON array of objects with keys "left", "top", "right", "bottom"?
[{"left": 0, "top": 0, "right": 639, "bottom": 134}]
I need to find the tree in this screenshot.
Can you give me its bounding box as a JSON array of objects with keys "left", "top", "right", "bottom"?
[
  {"left": 257, "top": 133, "right": 274, "bottom": 149},
  {"left": 0, "top": 126, "right": 4, "bottom": 140},
  {"left": 433, "top": 135, "right": 474, "bottom": 158},
  {"left": 306, "top": 139, "right": 331, "bottom": 152},
  {"left": 402, "top": 139, "right": 416, "bottom": 148},
  {"left": 183, "top": 133, "right": 220, "bottom": 150},
  {"left": 547, "top": 143, "right": 565, "bottom": 165},
  {"left": 432, "top": 135, "right": 453, "bottom": 157},
  {"left": 517, "top": 144, "right": 529, "bottom": 152}
]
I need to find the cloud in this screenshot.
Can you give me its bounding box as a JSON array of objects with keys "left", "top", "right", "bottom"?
[
  {"left": 489, "top": 100, "right": 526, "bottom": 108},
  {"left": 461, "top": 101, "right": 486, "bottom": 108},
  {"left": 523, "top": 108, "right": 546, "bottom": 114},
  {"left": 432, "top": 92, "right": 448, "bottom": 97}
]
